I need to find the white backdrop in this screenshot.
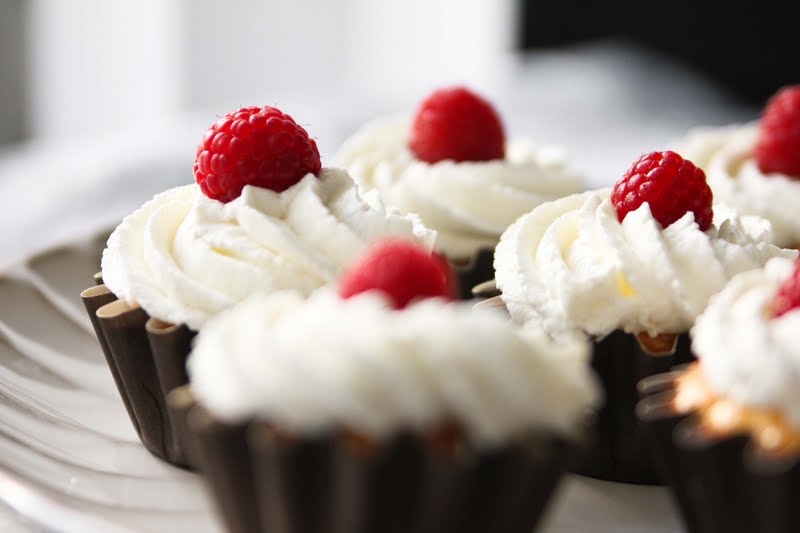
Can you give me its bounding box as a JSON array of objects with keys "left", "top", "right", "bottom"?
[{"left": 20, "top": 0, "right": 516, "bottom": 142}]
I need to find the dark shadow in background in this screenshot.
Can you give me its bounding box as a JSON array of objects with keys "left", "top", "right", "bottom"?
[
  {"left": 0, "top": 0, "right": 27, "bottom": 145},
  {"left": 519, "top": 0, "right": 799, "bottom": 105}
]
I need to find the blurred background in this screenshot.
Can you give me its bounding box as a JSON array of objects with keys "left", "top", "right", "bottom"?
[{"left": 0, "top": 0, "right": 797, "bottom": 263}]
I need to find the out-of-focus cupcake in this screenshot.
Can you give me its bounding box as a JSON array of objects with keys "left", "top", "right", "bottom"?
[
  {"left": 639, "top": 256, "right": 800, "bottom": 533},
  {"left": 81, "top": 106, "right": 434, "bottom": 466},
  {"left": 677, "top": 85, "right": 800, "bottom": 248},
  {"left": 335, "top": 86, "right": 583, "bottom": 298},
  {"left": 494, "top": 150, "right": 796, "bottom": 483},
  {"left": 178, "top": 240, "right": 600, "bottom": 533}
]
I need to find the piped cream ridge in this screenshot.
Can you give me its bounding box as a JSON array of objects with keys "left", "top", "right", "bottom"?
[
  {"left": 102, "top": 168, "right": 435, "bottom": 330},
  {"left": 335, "top": 117, "right": 583, "bottom": 259},
  {"left": 495, "top": 189, "right": 797, "bottom": 340}
]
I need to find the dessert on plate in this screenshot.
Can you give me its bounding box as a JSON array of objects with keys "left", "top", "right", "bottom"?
[
  {"left": 677, "top": 85, "right": 800, "bottom": 248},
  {"left": 494, "top": 150, "right": 797, "bottom": 483},
  {"left": 176, "top": 240, "right": 600, "bottom": 533},
  {"left": 639, "top": 256, "right": 800, "bottom": 533},
  {"left": 335, "top": 86, "right": 584, "bottom": 297},
  {"left": 81, "top": 105, "right": 434, "bottom": 466}
]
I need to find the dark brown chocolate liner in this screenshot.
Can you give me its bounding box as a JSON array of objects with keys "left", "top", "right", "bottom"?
[
  {"left": 166, "top": 385, "right": 201, "bottom": 469},
  {"left": 744, "top": 448, "right": 800, "bottom": 533},
  {"left": 249, "top": 429, "right": 335, "bottom": 533},
  {"left": 411, "top": 435, "right": 572, "bottom": 533},
  {"left": 186, "top": 396, "right": 576, "bottom": 533},
  {"left": 471, "top": 279, "right": 500, "bottom": 299},
  {"left": 95, "top": 298, "right": 168, "bottom": 457},
  {"left": 574, "top": 330, "right": 693, "bottom": 484},
  {"left": 81, "top": 281, "right": 195, "bottom": 467},
  {"left": 468, "top": 285, "right": 694, "bottom": 484},
  {"left": 187, "top": 406, "right": 258, "bottom": 533},
  {"left": 81, "top": 284, "right": 141, "bottom": 438},
  {"left": 638, "top": 371, "right": 800, "bottom": 533},
  {"left": 453, "top": 248, "right": 495, "bottom": 300}
]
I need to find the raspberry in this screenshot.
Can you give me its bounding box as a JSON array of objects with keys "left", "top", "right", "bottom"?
[
  {"left": 338, "top": 240, "right": 455, "bottom": 309},
  {"left": 409, "top": 86, "right": 505, "bottom": 164},
  {"left": 194, "top": 106, "right": 321, "bottom": 202},
  {"left": 432, "top": 251, "right": 460, "bottom": 299},
  {"left": 611, "top": 151, "right": 713, "bottom": 231},
  {"left": 754, "top": 85, "right": 800, "bottom": 179},
  {"left": 771, "top": 259, "right": 800, "bottom": 318}
]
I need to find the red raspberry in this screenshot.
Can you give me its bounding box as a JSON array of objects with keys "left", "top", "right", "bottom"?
[
  {"left": 432, "top": 251, "right": 460, "bottom": 299},
  {"left": 611, "top": 151, "right": 713, "bottom": 231},
  {"left": 754, "top": 85, "right": 800, "bottom": 179},
  {"left": 338, "top": 240, "right": 455, "bottom": 309},
  {"left": 409, "top": 86, "right": 505, "bottom": 164},
  {"left": 194, "top": 106, "right": 321, "bottom": 202},
  {"left": 771, "top": 259, "right": 800, "bottom": 318}
]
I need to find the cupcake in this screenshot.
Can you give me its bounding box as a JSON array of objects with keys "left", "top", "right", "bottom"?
[
  {"left": 639, "top": 256, "right": 800, "bottom": 533},
  {"left": 494, "top": 150, "right": 796, "bottom": 483},
  {"left": 677, "top": 85, "right": 800, "bottom": 248},
  {"left": 335, "top": 86, "right": 583, "bottom": 297},
  {"left": 178, "top": 240, "right": 600, "bottom": 533},
  {"left": 81, "top": 106, "right": 434, "bottom": 466}
]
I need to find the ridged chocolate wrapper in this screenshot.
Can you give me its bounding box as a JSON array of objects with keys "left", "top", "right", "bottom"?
[
  {"left": 81, "top": 275, "right": 195, "bottom": 467},
  {"left": 577, "top": 330, "right": 693, "bottom": 484},
  {"left": 176, "top": 393, "right": 580, "bottom": 533},
  {"left": 452, "top": 248, "right": 495, "bottom": 300},
  {"left": 638, "top": 370, "right": 800, "bottom": 533},
  {"left": 471, "top": 278, "right": 694, "bottom": 484}
]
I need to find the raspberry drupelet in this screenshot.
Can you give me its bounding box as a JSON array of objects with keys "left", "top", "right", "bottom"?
[
  {"left": 409, "top": 86, "right": 505, "bottom": 164},
  {"left": 194, "top": 106, "right": 321, "bottom": 202},
  {"left": 339, "top": 240, "right": 455, "bottom": 309},
  {"left": 772, "top": 258, "right": 800, "bottom": 318},
  {"left": 754, "top": 85, "right": 800, "bottom": 179},
  {"left": 611, "top": 150, "right": 713, "bottom": 232}
]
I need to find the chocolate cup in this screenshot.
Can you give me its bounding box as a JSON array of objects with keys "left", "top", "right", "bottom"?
[
  {"left": 184, "top": 395, "right": 576, "bottom": 533},
  {"left": 468, "top": 281, "right": 691, "bottom": 484},
  {"left": 166, "top": 385, "right": 201, "bottom": 468},
  {"left": 638, "top": 371, "right": 800, "bottom": 533},
  {"left": 187, "top": 405, "right": 257, "bottom": 533},
  {"left": 471, "top": 279, "right": 501, "bottom": 299},
  {"left": 452, "top": 248, "right": 495, "bottom": 300},
  {"left": 81, "top": 279, "right": 196, "bottom": 467},
  {"left": 82, "top": 284, "right": 141, "bottom": 438},
  {"left": 575, "top": 330, "right": 693, "bottom": 484}
]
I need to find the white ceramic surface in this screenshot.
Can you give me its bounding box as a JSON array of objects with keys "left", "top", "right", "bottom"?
[{"left": 0, "top": 229, "right": 684, "bottom": 532}]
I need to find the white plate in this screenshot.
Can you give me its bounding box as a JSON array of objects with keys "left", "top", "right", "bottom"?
[{"left": 0, "top": 230, "right": 683, "bottom": 533}]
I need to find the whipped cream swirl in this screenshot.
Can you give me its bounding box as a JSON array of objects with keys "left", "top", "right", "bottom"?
[
  {"left": 495, "top": 190, "right": 797, "bottom": 340},
  {"left": 693, "top": 257, "right": 800, "bottom": 428},
  {"left": 101, "top": 169, "right": 435, "bottom": 330},
  {"left": 334, "top": 117, "right": 584, "bottom": 259},
  {"left": 678, "top": 124, "right": 800, "bottom": 247},
  {"left": 188, "top": 290, "right": 600, "bottom": 447}
]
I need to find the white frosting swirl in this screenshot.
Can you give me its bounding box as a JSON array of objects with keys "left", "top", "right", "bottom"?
[
  {"left": 693, "top": 257, "right": 800, "bottom": 428},
  {"left": 334, "top": 117, "right": 584, "bottom": 259},
  {"left": 187, "top": 290, "right": 600, "bottom": 447},
  {"left": 495, "top": 190, "right": 797, "bottom": 340},
  {"left": 101, "top": 169, "right": 435, "bottom": 330},
  {"left": 678, "top": 124, "right": 800, "bottom": 247}
]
